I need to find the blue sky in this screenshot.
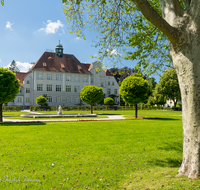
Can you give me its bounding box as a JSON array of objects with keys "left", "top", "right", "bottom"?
[{"left": 0, "top": 0, "right": 160, "bottom": 80}]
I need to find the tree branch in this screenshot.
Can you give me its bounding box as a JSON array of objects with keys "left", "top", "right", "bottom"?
[
  {"left": 172, "top": 0, "right": 185, "bottom": 16},
  {"left": 132, "top": 0, "right": 181, "bottom": 45}
]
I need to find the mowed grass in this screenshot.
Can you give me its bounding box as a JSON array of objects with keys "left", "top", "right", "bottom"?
[{"left": 0, "top": 110, "right": 200, "bottom": 189}]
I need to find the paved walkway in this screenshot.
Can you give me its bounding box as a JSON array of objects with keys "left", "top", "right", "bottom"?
[{"left": 3, "top": 110, "right": 126, "bottom": 123}]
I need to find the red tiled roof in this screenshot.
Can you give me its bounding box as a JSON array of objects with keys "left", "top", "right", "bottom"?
[
  {"left": 105, "top": 69, "right": 113, "bottom": 76},
  {"left": 28, "top": 52, "right": 93, "bottom": 75},
  {"left": 15, "top": 72, "right": 28, "bottom": 86}
]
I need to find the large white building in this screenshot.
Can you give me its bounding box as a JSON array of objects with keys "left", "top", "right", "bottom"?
[{"left": 8, "top": 43, "right": 120, "bottom": 108}]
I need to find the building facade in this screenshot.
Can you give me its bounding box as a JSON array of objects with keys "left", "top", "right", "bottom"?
[{"left": 8, "top": 43, "right": 120, "bottom": 108}]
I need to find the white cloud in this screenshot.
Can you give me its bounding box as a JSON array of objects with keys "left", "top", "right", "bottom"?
[
  {"left": 0, "top": 59, "right": 1, "bottom": 63},
  {"left": 6, "top": 21, "right": 13, "bottom": 30},
  {"left": 38, "top": 20, "right": 64, "bottom": 34},
  {"left": 6, "top": 61, "right": 33, "bottom": 72},
  {"left": 106, "top": 49, "right": 121, "bottom": 55},
  {"left": 75, "top": 37, "right": 80, "bottom": 40}
]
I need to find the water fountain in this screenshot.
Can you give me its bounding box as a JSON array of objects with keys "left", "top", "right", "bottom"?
[{"left": 20, "top": 105, "right": 97, "bottom": 118}]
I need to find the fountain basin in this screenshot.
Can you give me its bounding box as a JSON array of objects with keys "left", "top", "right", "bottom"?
[{"left": 20, "top": 114, "right": 97, "bottom": 118}]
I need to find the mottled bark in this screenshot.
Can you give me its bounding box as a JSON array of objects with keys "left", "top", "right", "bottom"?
[{"left": 172, "top": 42, "right": 200, "bottom": 178}]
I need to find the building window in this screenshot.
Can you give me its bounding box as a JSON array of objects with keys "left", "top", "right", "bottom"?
[
  {"left": 74, "top": 85, "right": 79, "bottom": 92},
  {"left": 66, "top": 96, "right": 71, "bottom": 103},
  {"left": 112, "top": 81, "right": 114, "bottom": 85},
  {"left": 114, "top": 89, "right": 117, "bottom": 94},
  {"left": 74, "top": 76, "right": 80, "bottom": 82},
  {"left": 74, "top": 97, "right": 79, "bottom": 103},
  {"left": 56, "top": 74, "right": 61, "bottom": 81},
  {"left": 27, "top": 80, "right": 30, "bottom": 84},
  {"left": 108, "top": 81, "right": 110, "bottom": 85},
  {"left": 107, "top": 89, "right": 111, "bottom": 95},
  {"left": 19, "top": 88, "right": 22, "bottom": 93},
  {"left": 101, "top": 82, "right": 103, "bottom": 87},
  {"left": 26, "top": 88, "right": 30, "bottom": 93},
  {"left": 37, "top": 73, "right": 43, "bottom": 80},
  {"left": 66, "top": 75, "right": 71, "bottom": 81},
  {"left": 56, "top": 85, "right": 61, "bottom": 92},
  {"left": 83, "top": 76, "right": 88, "bottom": 82},
  {"left": 26, "top": 97, "right": 30, "bottom": 102},
  {"left": 56, "top": 96, "right": 62, "bottom": 103},
  {"left": 47, "top": 84, "right": 52, "bottom": 91},
  {"left": 91, "top": 78, "right": 94, "bottom": 83},
  {"left": 46, "top": 96, "right": 52, "bottom": 103},
  {"left": 37, "top": 84, "right": 43, "bottom": 91},
  {"left": 47, "top": 74, "right": 52, "bottom": 80},
  {"left": 66, "top": 85, "right": 71, "bottom": 92},
  {"left": 17, "top": 97, "right": 22, "bottom": 102}
]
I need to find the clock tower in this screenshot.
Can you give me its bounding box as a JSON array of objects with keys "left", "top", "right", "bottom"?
[{"left": 55, "top": 40, "right": 63, "bottom": 58}]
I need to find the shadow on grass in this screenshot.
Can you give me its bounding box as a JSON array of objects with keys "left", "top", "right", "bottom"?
[
  {"left": 148, "top": 158, "right": 182, "bottom": 168},
  {"left": 0, "top": 122, "right": 46, "bottom": 126},
  {"left": 144, "top": 117, "right": 180, "bottom": 121},
  {"left": 158, "top": 141, "right": 182, "bottom": 152}
]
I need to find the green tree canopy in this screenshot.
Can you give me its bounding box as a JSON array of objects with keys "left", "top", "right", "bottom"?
[
  {"left": 119, "top": 76, "right": 149, "bottom": 118},
  {"left": 62, "top": 0, "right": 171, "bottom": 75},
  {"left": 154, "top": 67, "right": 181, "bottom": 110},
  {"left": 0, "top": 68, "right": 20, "bottom": 122},
  {"left": 80, "top": 85, "right": 103, "bottom": 114},
  {"left": 36, "top": 96, "right": 47, "bottom": 106}
]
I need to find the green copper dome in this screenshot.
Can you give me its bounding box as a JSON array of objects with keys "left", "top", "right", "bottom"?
[{"left": 56, "top": 41, "right": 63, "bottom": 49}]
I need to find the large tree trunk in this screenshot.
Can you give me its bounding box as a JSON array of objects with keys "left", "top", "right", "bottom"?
[
  {"left": 0, "top": 104, "right": 2, "bottom": 123},
  {"left": 172, "top": 42, "right": 200, "bottom": 178},
  {"left": 134, "top": 0, "right": 200, "bottom": 178}
]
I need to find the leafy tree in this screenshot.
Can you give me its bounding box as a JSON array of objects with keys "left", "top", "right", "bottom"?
[
  {"left": 8, "top": 60, "right": 20, "bottom": 73},
  {"left": 109, "top": 67, "right": 135, "bottom": 83},
  {"left": 109, "top": 67, "right": 147, "bottom": 83},
  {"left": 104, "top": 97, "right": 114, "bottom": 105},
  {"left": 62, "top": 0, "right": 171, "bottom": 75},
  {"left": 119, "top": 76, "right": 149, "bottom": 118},
  {"left": 80, "top": 85, "right": 103, "bottom": 114},
  {"left": 36, "top": 96, "right": 47, "bottom": 106},
  {"left": 154, "top": 67, "right": 181, "bottom": 111},
  {"left": 148, "top": 77, "right": 157, "bottom": 97},
  {"left": 153, "top": 93, "right": 167, "bottom": 107},
  {"left": 62, "top": 0, "right": 200, "bottom": 177},
  {"left": 0, "top": 68, "right": 20, "bottom": 123},
  {"left": 146, "top": 96, "right": 156, "bottom": 108}
]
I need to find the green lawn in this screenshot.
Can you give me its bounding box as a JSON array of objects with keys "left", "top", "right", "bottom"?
[{"left": 0, "top": 110, "right": 199, "bottom": 189}]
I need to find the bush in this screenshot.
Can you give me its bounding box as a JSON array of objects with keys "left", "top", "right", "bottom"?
[
  {"left": 36, "top": 96, "right": 47, "bottom": 106},
  {"left": 2, "top": 106, "right": 21, "bottom": 111},
  {"left": 104, "top": 97, "right": 114, "bottom": 105}
]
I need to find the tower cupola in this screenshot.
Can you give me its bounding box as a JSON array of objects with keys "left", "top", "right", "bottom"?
[{"left": 55, "top": 40, "right": 63, "bottom": 58}]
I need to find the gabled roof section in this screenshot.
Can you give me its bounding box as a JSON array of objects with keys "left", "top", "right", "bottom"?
[
  {"left": 105, "top": 69, "right": 113, "bottom": 76},
  {"left": 15, "top": 72, "right": 28, "bottom": 86},
  {"left": 28, "top": 52, "right": 92, "bottom": 75}
]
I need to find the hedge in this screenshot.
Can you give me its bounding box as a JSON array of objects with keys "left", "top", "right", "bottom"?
[{"left": 2, "top": 106, "right": 21, "bottom": 111}]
